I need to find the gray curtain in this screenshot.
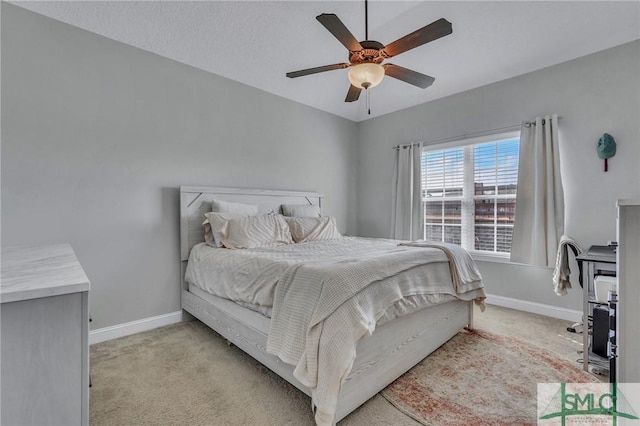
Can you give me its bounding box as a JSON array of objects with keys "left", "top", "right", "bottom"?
[
  {"left": 391, "top": 142, "right": 424, "bottom": 241},
  {"left": 511, "top": 114, "right": 564, "bottom": 266}
]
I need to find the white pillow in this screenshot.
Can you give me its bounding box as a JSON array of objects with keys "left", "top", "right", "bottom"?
[
  {"left": 221, "top": 214, "right": 293, "bottom": 249},
  {"left": 285, "top": 216, "right": 341, "bottom": 243},
  {"left": 281, "top": 204, "right": 321, "bottom": 217},
  {"left": 211, "top": 199, "right": 258, "bottom": 215},
  {"left": 203, "top": 212, "right": 243, "bottom": 247}
]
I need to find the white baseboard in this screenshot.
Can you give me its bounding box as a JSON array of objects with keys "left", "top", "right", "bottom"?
[
  {"left": 89, "top": 311, "right": 183, "bottom": 345},
  {"left": 89, "top": 296, "right": 581, "bottom": 345},
  {"left": 485, "top": 294, "right": 582, "bottom": 323}
]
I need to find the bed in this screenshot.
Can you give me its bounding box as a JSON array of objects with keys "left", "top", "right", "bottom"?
[{"left": 180, "top": 186, "right": 485, "bottom": 425}]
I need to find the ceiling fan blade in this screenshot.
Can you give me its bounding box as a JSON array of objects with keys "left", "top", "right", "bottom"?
[
  {"left": 286, "top": 63, "right": 350, "bottom": 78},
  {"left": 316, "top": 14, "right": 363, "bottom": 52},
  {"left": 345, "top": 85, "right": 362, "bottom": 102},
  {"left": 381, "top": 18, "right": 452, "bottom": 58},
  {"left": 383, "top": 64, "right": 435, "bottom": 89}
]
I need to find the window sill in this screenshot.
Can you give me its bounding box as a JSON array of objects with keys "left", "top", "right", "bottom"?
[
  {"left": 470, "top": 251, "right": 554, "bottom": 269},
  {"left": 470, "top": 251, "right": 512, "bottom": 264}
]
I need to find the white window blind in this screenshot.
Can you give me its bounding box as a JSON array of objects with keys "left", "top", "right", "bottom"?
[{"left": 422, "top": 132, "right": 520, "bottom": 254}]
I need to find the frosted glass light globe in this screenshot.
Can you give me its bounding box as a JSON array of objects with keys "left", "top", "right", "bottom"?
[{"left": 348, "top": 63, "right": 385, "bottom": 89}]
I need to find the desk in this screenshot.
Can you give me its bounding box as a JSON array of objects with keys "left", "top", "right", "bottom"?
[{"left": 576, "top": 246, "right": 616, "bottom": 373}]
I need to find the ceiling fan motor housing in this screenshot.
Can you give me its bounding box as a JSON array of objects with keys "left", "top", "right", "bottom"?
[{"left": 349, "top": 40, "right": 385, "bottom": 65}]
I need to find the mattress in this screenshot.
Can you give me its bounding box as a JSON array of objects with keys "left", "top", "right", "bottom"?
[{"left": 188, "top": 281, "right": 457, "bottom": 327}]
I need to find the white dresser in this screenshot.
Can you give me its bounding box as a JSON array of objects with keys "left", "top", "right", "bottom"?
[
  {"left": 1, "top": 244, "right": 90, "bottom": 426},
  {"left": 617, "top": 200, "right": 640, "bottom": 383}
]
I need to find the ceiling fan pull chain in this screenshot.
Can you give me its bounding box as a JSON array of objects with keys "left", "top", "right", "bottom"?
[{"left": 367, "top": 88, "right": 371, "bottom": 115}]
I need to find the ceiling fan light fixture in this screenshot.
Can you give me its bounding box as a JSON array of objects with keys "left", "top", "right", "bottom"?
[{"left": 348, "top": 63, "right": 385, "bottom": 89}]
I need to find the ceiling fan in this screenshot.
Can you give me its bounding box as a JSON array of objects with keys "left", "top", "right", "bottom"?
[{"left": 286, "top": 1, "right": 453, "bottom": 104}]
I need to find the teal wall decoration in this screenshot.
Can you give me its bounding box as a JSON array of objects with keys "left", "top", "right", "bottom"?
[{"left": 597, "top": 133, "right": 616, "bottom": 172}]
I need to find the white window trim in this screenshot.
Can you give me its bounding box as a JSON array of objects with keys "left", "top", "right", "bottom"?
[
  {"left": 470, "top": 250, "right": 511, "bottom": 264},
  {"left": 422, "top": 130, "right": 520, "bottom": 258},
  {"left": 423, "top": 130, "right": 520, "bottom": 151}
]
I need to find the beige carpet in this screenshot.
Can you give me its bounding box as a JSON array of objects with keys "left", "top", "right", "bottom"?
[{"left": 90, "top": 305, "right": 600, "bottom": 425}]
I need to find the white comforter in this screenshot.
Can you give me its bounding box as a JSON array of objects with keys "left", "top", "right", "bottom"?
[{"left": 185, "top": 237, "right": 441, "bottom": 312}]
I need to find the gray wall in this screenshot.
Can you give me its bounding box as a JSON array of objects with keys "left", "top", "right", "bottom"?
[
  {"left": 357, "top": 40, "right": 640, "bottom": 311},
  {"left": 3, "top": 3, "right": 639, "bottom": 329},
  {"left": 1, "top": 4, "right": 358, "bottom": 329}
]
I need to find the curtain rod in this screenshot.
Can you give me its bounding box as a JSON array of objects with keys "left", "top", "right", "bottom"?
[
  {"left": 392, "top": 116, "right": 563, "bottom": 150},
  {"left": 392, "top": 142, "right": 422, "bottom": 150}
]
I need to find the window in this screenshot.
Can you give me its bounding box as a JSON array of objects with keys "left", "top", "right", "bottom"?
[{"left": 421, "top": 132, "right": 520, "bottom": 255}]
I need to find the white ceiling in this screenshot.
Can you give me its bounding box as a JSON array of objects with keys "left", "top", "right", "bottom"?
[{"left": 11, "top": 1, "right": 640, "bottom": 122}]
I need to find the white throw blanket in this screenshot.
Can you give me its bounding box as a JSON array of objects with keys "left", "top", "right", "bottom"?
[{"left": 266, "top": 242, "right": 485, "bottom": 425}]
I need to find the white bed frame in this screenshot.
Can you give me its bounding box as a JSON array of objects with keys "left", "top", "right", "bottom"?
[{"left": 180, "top": 186, "right": 473, "bottom": 423}]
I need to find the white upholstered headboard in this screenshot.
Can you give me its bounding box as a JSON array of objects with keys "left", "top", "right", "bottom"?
[{"left": 179, "top": 186, "right": 323, "bottom": 261}]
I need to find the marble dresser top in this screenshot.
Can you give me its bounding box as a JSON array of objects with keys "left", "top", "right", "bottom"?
[
  {"left": 1, "top": 244, "right": 90, "bottom": 303},
  {"left": 618, "top": 199, "right": 640, "bottom": 207}
]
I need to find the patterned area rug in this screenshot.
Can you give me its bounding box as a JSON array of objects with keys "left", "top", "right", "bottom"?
[{"left": 380, "top": 328, "right": 597, "bottom": 426}]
